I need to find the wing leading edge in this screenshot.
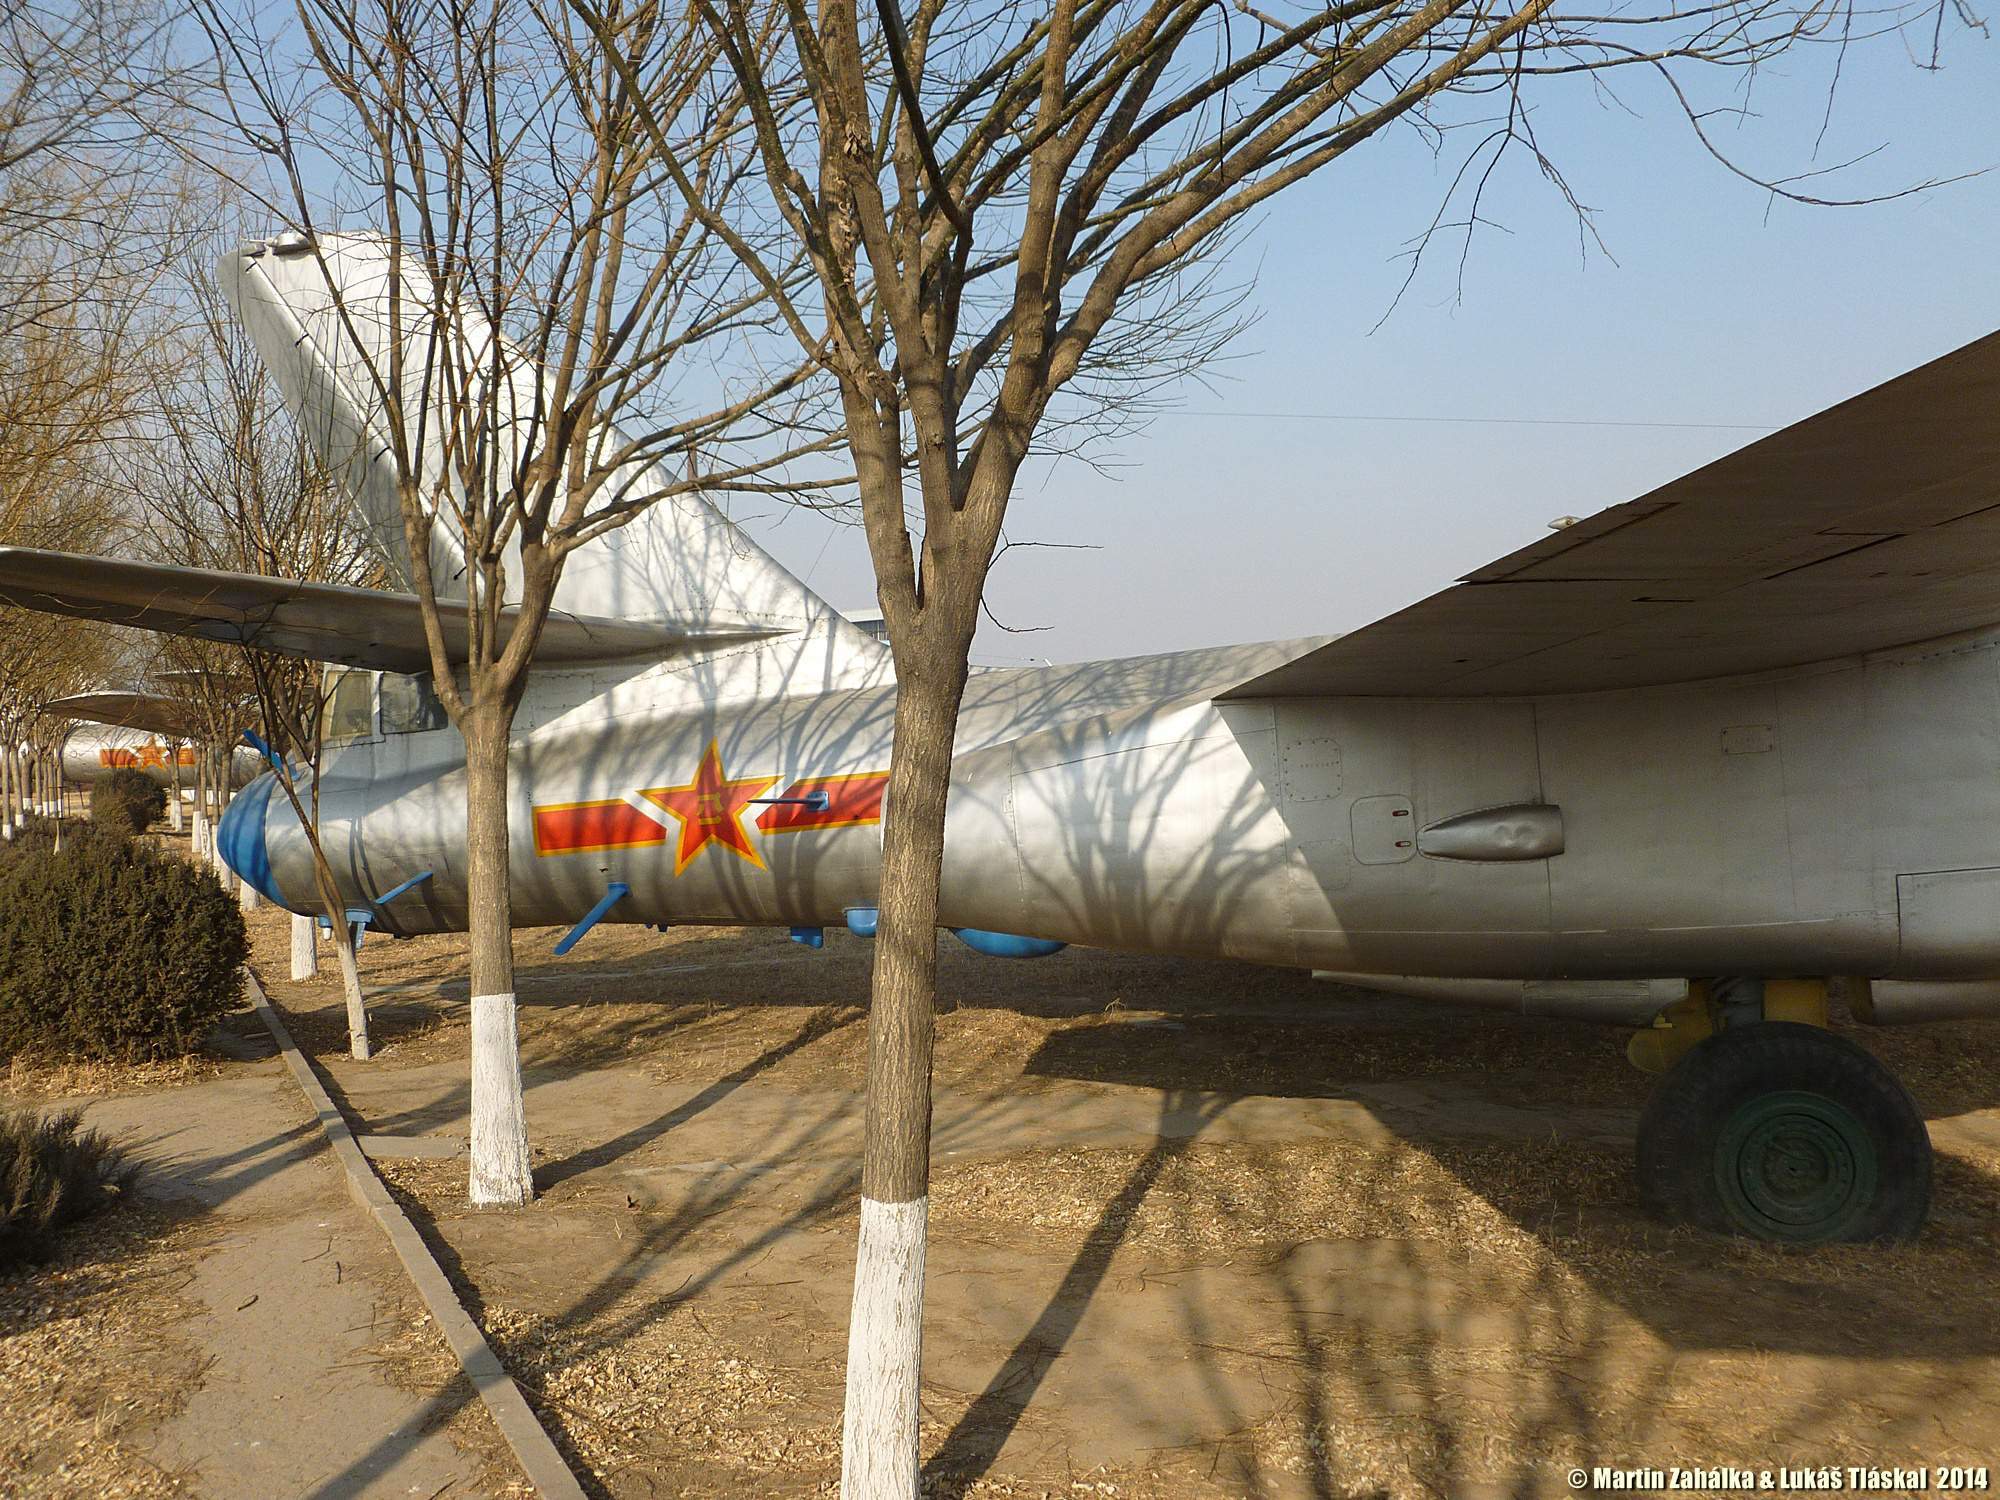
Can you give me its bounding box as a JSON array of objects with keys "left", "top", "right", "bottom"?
[
  {"left": 1222, "top": 328, "right": 2000, "bottom": 699},
  {"left": 0, "top": 549, "right": 786, "bottom": 675}
]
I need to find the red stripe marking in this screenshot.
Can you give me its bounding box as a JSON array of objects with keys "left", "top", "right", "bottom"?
[
  {"left": 756, "top": 773, "right": 888, "bottom": 833},
  {"left": 533, "top": 799, "right": 667, "bottom": 855}
]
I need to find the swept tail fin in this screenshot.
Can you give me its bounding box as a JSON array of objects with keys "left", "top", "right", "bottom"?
[{"left": 218, "top": 233, "right": 882, "bottom": 684}]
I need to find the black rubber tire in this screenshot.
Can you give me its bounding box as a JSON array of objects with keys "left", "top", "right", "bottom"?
[{"left": 1635, "top": 1021, "right": 1932, "bottom": 1243}]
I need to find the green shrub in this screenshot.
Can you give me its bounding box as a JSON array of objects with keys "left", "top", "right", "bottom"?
[
  {"left": 0, "top": 835, "right": 247, "bottom": 1062},
  {"left": 89, "top": 768, "right": 168, "bottom": 836},
  {"left": 0, "top": 817, "right": 127, "bottom": 867},
  {"left": 0, "top": 817, "right": 49, "bottom": 862},
  {"left": 0, "top": 1107, "right": 139, "bottom": 1269}
]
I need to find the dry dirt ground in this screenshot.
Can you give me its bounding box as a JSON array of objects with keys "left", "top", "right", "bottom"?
[{"left": 238, "top": 905, "right": 2000, "bottom": 1500}]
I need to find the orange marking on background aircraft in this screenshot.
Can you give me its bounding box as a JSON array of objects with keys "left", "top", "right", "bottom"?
[{"left": 95, "top": 742, "right": 196, "bottom": 771}]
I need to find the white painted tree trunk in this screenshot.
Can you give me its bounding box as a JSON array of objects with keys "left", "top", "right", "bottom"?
[
  {"left": 191, "top": 807, "right": 209, "bottom": 858},
  {"left": 208, "top": 803, "right": 232, "bottom": 883},
  {"left": 290, "top": 912, "right": 318, "bottom": 979},
  {"left": 238, "top": 876, "right": 260, "bottom": 911},
  {"left": 841, "top": 1196, "right": 929, "bottom": 1498},
  {"left": 332, "top": 924, "right": 371, "bottom": 1061},
  {"left": 461, "top": 708, "right": 532, "bottom": 1207},
  {"left": 169, "top": 792, "right": 183, "bottom": 833},
  {"left": 468, "top": 992, "right": 533, "bottom": 1204}
]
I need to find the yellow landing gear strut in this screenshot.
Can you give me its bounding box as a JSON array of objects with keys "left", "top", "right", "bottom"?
[{"left": 1626, "top": 978, "right": 1830, "bottom": 1075}]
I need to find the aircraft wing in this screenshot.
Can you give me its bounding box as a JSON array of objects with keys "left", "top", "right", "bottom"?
[
  {"left": 0, "top": 549, "right": 786, "bottom": 675},
  {"left": 40, "top": 690, "right": 206, "bottom": 737},
  {"left": 1222, "top": 328, "right": 2000, "bottom": 698}
]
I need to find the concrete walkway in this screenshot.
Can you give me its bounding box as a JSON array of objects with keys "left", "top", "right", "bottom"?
[{"left": 76, "top": 1055, "right": 506, "bottom": 1499}]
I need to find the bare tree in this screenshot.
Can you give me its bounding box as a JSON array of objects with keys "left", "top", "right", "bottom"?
[
  {"left": 1, "top": 1, "right": 193, "bottom": 337},
  {"left": 0, "top": 0, "right": 203, "bottom": 839},
  {"left": 197, "top": 0, "right": 840, "bottom": 1204},
  {"left": 135, "top": 256, "right": 385, "bottom": 1057},
  {"left": 0, "top": 617, "right": 120, "bottom": 837},
  {"left": 577, "top": 0, "right": 1985, "bottom": 1485}
]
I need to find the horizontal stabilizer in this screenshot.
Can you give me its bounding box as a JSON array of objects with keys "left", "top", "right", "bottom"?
[
  {"left": 0, "top": 549, "right": 785, "bottom": 675},
  {"left": 1224, "top": 328, "right": 2000, "bottom": 698}
]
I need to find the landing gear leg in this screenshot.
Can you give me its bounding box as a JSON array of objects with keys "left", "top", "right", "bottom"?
[{"left": 1636, "top": 1019, "right": 1932, "bottom": 1243}]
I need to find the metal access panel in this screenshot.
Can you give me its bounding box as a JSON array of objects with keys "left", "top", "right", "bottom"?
[
  {"left": 1897, "top": 867, "right": 2000, "bottom": 975},
  {"left": 1351, "top": 795, "right": 1416, "bottom": 864},
  {"left": 1538, "top": 676, "right": 1794, "bottom": 958},
  {"left": 1276, "top": 697, "right": 1554, "bottom": 975}
]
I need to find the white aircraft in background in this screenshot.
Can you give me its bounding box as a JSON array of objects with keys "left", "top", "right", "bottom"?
[{"left": 2, "top": 233, "right": 1997, "bottom": 1244}]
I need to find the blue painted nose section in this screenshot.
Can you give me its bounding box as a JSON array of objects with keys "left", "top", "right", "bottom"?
[{"left": 217, "top": 773, "right": 286, "bottom": 905}]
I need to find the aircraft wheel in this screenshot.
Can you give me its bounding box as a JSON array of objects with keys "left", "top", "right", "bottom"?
[{"left": 1635, "top": 1021, "right": 1931, "bottom": 1243}]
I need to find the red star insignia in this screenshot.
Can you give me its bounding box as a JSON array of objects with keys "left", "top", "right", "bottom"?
[{"left": 641, "top": 740, "right": 778, "bottom": 875}]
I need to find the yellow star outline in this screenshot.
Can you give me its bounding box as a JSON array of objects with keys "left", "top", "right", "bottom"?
[{"left": 639, "top": 740, "right": 779, "bottom": 876}]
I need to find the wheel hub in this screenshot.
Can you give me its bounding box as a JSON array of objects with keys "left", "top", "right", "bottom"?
[{"left": 1714, "top": 1090, "right": 1878, "bottom": 1242}]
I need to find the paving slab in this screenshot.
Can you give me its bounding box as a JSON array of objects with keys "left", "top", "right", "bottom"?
[{"left": 76, "top": 1064, "right": 493, "bottom": 1499}]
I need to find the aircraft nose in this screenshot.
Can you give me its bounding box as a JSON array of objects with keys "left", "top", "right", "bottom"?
[{"left": 217, "top": 772, "right": 286, "bottom": 904}]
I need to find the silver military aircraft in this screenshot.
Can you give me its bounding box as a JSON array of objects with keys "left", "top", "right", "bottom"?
[
  {"left": 42, "top": 691, "right": 261, "bottom": 790},
  {"left": 2, "top": 234, "right": 1996, "bottom": 1244}
]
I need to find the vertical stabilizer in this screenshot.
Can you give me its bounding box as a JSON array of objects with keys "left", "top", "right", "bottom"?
[{"left": 218, "top": 234, "right": 882, "bottom": 687}]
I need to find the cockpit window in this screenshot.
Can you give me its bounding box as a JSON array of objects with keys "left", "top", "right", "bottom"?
[
  {"left": 380, "top": 671, "right": 448, "bottom": 735},
  {"left": 319, "top": 668, "right": 376, "bottom": 745}
]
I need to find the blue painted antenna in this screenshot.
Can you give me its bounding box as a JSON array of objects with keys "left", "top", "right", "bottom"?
[{"left": 555, "top": 882, "right": 631, "bottom": 955}]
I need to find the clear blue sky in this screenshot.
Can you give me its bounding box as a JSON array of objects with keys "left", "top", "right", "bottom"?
[{"left": 737, "top": 27, "right": 2000, "bottom": 668}]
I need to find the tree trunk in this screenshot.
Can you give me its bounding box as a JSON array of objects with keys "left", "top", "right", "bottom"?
[
  {"left": 285, "top": 780, "right": 371, "bottom": 1060},
  {"left": 329, "top": 919, "right": 372, "bottom": 1060},
  {"left": 209, "top": 750, "right": 233, "bottom": 884},
  {"left": 192, "top": 751, "right": 208, "bottom": 857},
  {"left": 290, "top": 910, "right": 318, "bottom": 980},
  {"left": 841, "top": 650, "right": 969, "bottom": 1497},
  {"left": 462, "top": 702, "right": 532, "bottom": 1207},
  {"left": 1, "top": 744, "right": 13, "bottom": 838}
]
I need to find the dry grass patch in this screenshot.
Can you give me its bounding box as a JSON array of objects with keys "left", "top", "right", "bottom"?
[
  {"left": 928, "top": 1136, "right": 1625, "bottom": 1279},
  {"left": 930, "top": 1132, "right": 2000, "bottom": 1284},
  {"left": 0, "top": 1053, "right": 225, "bottom": 1106},
  {"left": 485, "top": 1299, "right": 841, "bottom": 1493},
  {"left": 0, "top": 1202, "right": 211, "bottom": 1498}
]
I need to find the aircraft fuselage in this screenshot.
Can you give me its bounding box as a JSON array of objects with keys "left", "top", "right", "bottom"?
[{"left": 226, "top": 624, "right": 2000, "bottom": 1021}]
